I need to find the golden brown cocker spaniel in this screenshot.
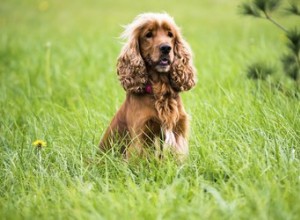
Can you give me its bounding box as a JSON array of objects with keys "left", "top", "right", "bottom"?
[{"left": 99, "top": 13, "right": 196, "bottom": 160}]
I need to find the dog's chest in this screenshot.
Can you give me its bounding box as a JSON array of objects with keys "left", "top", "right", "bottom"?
[{"left": 152, "top": 82, "right": 180, "bottom": 130}]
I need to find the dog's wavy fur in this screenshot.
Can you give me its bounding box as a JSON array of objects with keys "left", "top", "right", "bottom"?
[{"left": 99, "top": 13, "right": 196, "bottom": 159}]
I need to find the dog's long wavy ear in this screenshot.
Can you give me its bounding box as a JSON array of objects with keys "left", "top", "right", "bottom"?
[
  {"left": 117, "top": 33, "right": 148, "bottom": 94},
  {"left": 171, "top": 34, "right": 197, "bottom": 92}
]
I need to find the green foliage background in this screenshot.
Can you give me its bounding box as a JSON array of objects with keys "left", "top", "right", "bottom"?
[{"left": 0, "top": 0, "right": 299, "bottom": 219}]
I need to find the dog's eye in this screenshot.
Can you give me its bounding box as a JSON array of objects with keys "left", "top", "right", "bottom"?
[
  {"left": 168, "top": 31, "right": 173, "bottom": 38},
  {"left": 145, "top": 32, "right": 153, "bottom": 38}
]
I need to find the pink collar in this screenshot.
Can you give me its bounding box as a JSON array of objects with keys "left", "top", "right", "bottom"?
[{"left": 145, "top": 83, "right": 152, "bottom": 94}]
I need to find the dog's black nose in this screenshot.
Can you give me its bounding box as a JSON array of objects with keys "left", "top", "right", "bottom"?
[{"left": 160, "top": 44, "right": 171, "bottom": 54}]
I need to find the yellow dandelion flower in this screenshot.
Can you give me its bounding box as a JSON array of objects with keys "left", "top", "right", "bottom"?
[{"left": 33, "top": 140, "right": 47, "bottom": 148}]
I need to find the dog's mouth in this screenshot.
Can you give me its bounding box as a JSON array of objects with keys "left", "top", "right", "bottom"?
[
  {"left": 154, "top": 56, "right": 172, "bottom": 73},
  {"left": 144, "top": 55, "right": 172, "bottom": 72},
  {"left": 158, "top": 57, "right": 170, "bottom": 66}
]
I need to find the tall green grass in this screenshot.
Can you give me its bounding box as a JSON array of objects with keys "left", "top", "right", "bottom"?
[{"left": 1, "top": 0, "right": 299, "bottom": 219}]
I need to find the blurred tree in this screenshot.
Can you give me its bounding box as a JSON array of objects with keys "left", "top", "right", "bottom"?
[
  {"left": 246, "top": 62, "right": 274, "bottom": 80},
  {"left": 239, "top": 0, "right": 300, "bottom": 82}
]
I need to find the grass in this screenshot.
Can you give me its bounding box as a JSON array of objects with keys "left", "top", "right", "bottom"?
[{"left": 1, "top": 0, "right": 300, "bottom": 219}]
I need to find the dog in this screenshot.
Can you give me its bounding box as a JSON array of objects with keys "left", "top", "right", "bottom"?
[{"left": 99, "top": 13, "right": 196, "bottom": 160}]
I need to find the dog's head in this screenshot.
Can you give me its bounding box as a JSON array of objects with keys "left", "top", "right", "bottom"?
[
  {"left": 137, "top": 13, "right": 176, "bottom": 73},
  {"left": 117, "top": 13, "right": 196, "bottom": 93}
]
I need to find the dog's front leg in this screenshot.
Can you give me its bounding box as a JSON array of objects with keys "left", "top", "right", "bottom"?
[
  {"left": 126, "top": 138, "right": 144, "bottom": 160},
  {"left": 125, "top": 127, "right": 149, "bottom": 160},
  {"left": 174, "top": 135, "right": 189, "bottom": 160},
  {"left": 163, "top": 130, "right": 177, "bottom": 151},
  {"left": 162, "top": 129, "right": 189, "bottom": 162}
]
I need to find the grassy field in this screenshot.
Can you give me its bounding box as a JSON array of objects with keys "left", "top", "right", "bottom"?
[{"left": 1, "top": 0, "right": 300, "bottom": 219}]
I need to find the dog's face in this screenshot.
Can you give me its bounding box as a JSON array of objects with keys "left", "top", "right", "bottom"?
[
  {"left": 117, "top": 13, "right": 196, "bottom": 93},
  {"left": 139, "top": 21, "right": 176, "bottom": 73}
]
